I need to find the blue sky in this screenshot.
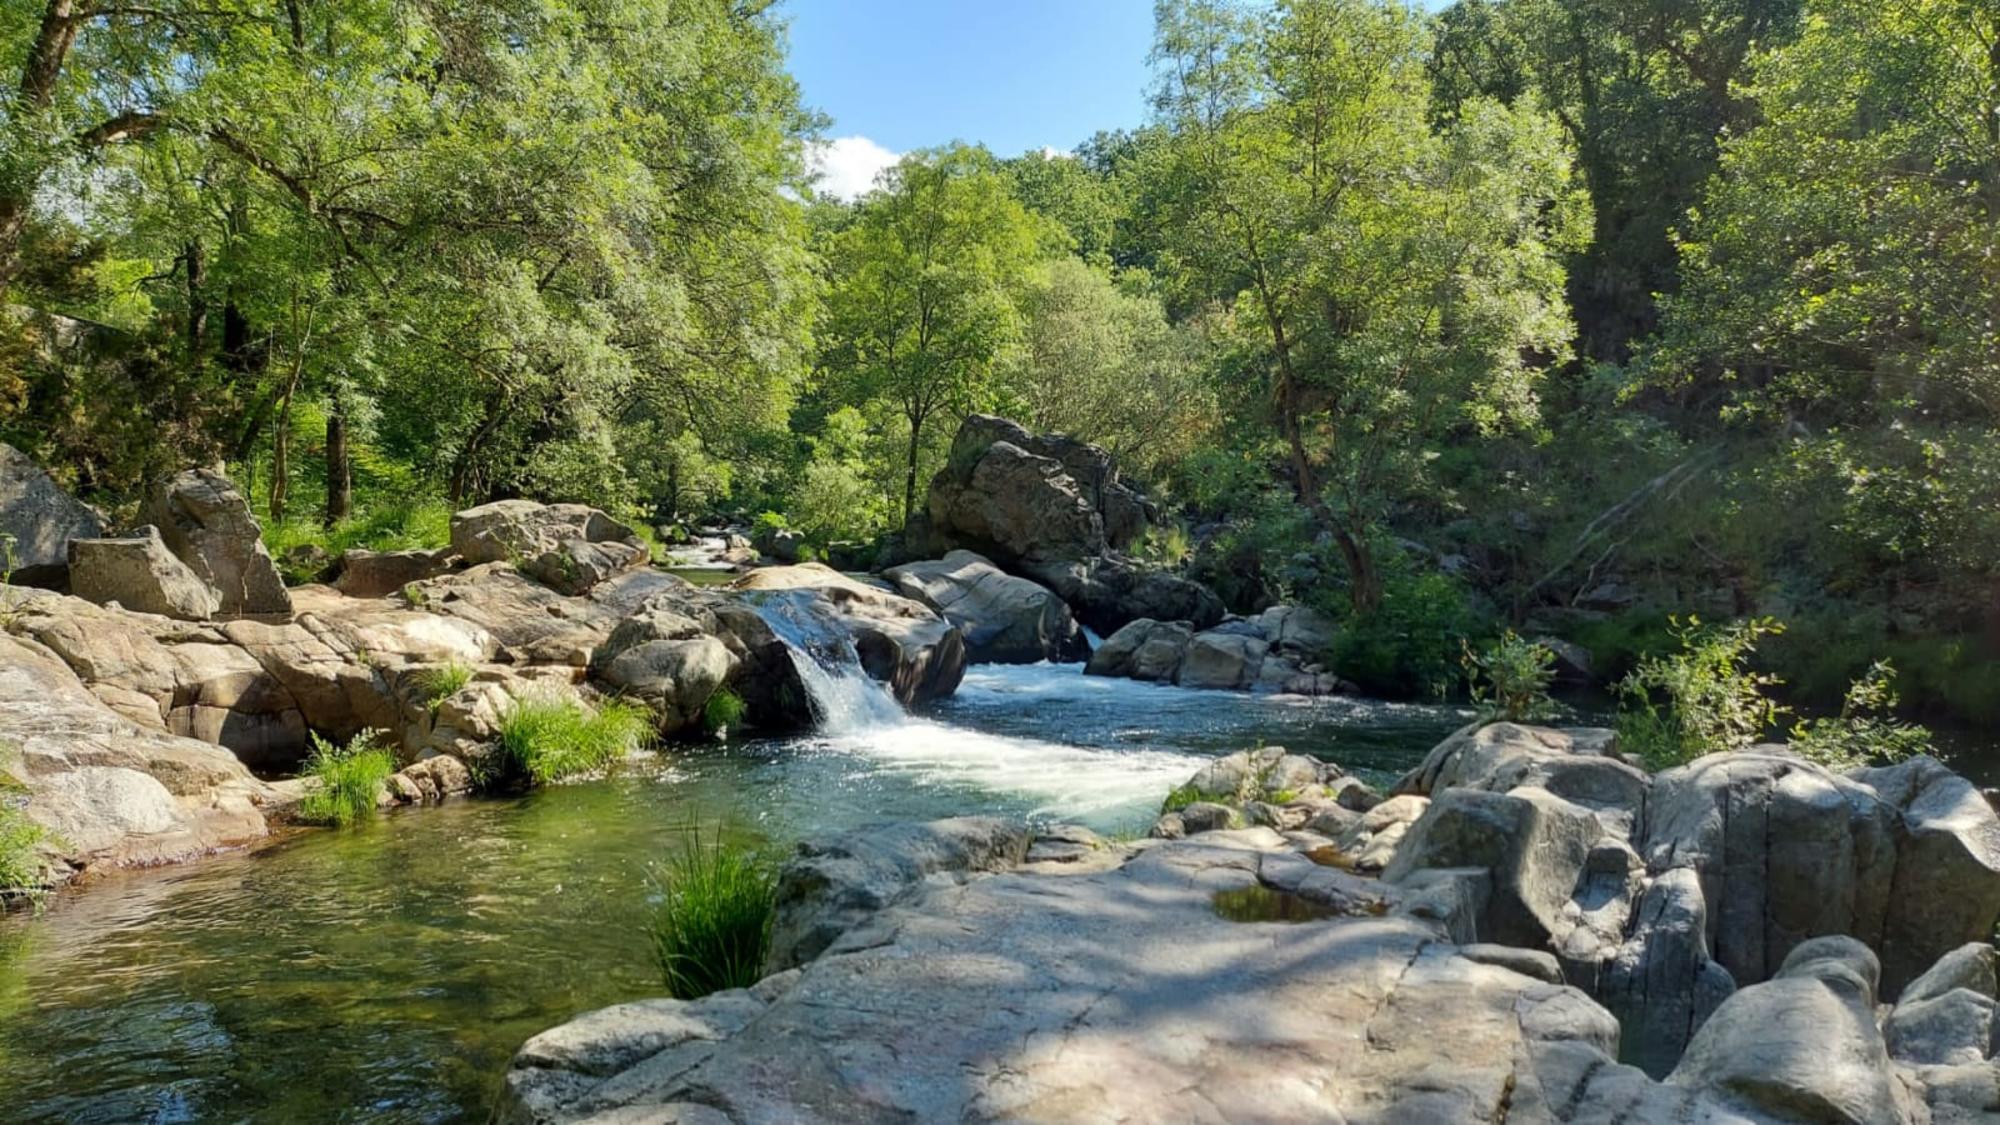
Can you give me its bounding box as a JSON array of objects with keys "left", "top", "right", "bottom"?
[{"left": 784, "top": 0, "right": 1156, "bottom": 197}]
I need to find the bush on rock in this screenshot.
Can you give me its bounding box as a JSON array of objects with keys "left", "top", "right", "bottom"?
[
  {"left": 495, "top": 693, "right": 654, "bottom": 786},
  {"left": 296, "top": 731, "right": 396, "bottom": 828}
]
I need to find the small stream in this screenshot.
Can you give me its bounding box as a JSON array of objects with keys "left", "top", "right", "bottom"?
[{"left": 0, "top": 662, "right": 1468, "bottom": 1122}]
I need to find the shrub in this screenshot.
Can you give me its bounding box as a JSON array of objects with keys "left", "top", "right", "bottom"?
[
  {"left": 1132, "top": 522, "right": 1193, "bottom": 568},
  {"left": 418, "top": 659, "right": 474, "bottom": 710},
  {"left": 1330, "top": 570, "right": 1485, "bottom": 699},
  {"left": 295, "top": 730, "right": 396, "bottom": 827},
  {"left": 0, "top": 746, "right": 50, "bottom": 902},
  {"left": 496, "top": 693, "right": 655, "bottom": 786},
  {"left": 1616, "top": 617, "right": 1788, "bottom": 769},
  {"left": 645, "top": 831, "right": 776, "bottom": 999},
  {"left": 1463, "top": 631, "right": 1558, "bottom": 723},
  {"left": 702, "top": 687, "right": 747, "bottom": 734},
  {"left": 1790, "top": 660, "right": 1933, "bottom": 771},
  {"left": 264, "top": 500, "right": 455, "bottom": 584}
]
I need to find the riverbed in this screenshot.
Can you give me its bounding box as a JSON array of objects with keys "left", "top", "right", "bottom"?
[{"left": 0, "top": 663, "right": 1467, "bottom": 1122}]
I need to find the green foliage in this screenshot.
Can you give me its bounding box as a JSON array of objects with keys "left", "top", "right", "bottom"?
[
  {"left": 1131, "top": 522, "right": 1193, "bottom": 569},
  {"left": 0, "top": 744, "right": 50, "bottom": 902},
  {"left": 1161, "top": 783, "right": 1202, "bottom": 813},
  {"left": 819, "top": 144, "right": 1050, "bottom": 520},
  {"left": 295, "top": 731, "right": 396, "bottom": 828},
  {"left": 1331, "top": 571, "right": 1484, "bottom": 699},
  {"left": 1463, "top": 632, "right": 1558, "bottom": 723},
  {"left": 418, "top": 661, "right": 474, "bottom": 711},
  {"left": 1000, "top": 257, "right": 1217, "bottom": 478},
  {"left": 264, "top": 501, "right": 455, "bottom": 585},
  {"left": 495, "top": 694, "right": 655, "bottom": 787},
  {"left": 1616, "top": 618, "right": 1788, "bottom": 769},
  {"left": 702, "top": 687, "right": 748, "bottom": 735},
  {"left": 644, "top": 831, "right": 777, "bottom": 999},
  {"left": 1789, "top": 662, "right": 1934, "bottom": 772}
]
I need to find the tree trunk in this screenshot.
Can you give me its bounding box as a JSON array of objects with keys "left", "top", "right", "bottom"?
[
  {"left": 1333, "top": 526, "right": 1381, "bottom": 615},
  {"left": 185, "top": 241, "right": 207, "bottom": 358},
  {"left": 270, "top": 396, "right": 293, "bottom": 523},
  {"left": 269, "top": 366, "right": 303, "bottom": 522},
  {"left": 0, "top": 1, "right": 81, "bottom": 286},
  {"left": 902, "top": 412, "right": 924, "bottom": 523},
  {"left": 323, "top": 389, "right": 351, "bottom": 528}
]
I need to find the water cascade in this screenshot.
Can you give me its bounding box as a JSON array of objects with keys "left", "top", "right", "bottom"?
[{"left": 746, "top": 590, "right": 909, "bottom": 734}]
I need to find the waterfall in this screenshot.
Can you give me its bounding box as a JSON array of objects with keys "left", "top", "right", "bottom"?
[{"left": 746, "top": 590, "right": 908, "bottom": 734}]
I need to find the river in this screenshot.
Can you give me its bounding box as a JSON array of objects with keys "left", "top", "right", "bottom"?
[{"left": 0, "top": 662, "right": 1468, "bottom": 1122}]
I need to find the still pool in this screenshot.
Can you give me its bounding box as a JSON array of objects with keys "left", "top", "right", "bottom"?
[{"left": 0, "top": 664, "right": 1470, "bottom": 1122}]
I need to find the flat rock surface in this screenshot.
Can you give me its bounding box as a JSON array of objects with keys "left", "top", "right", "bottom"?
[{"left": 504, "top": 834, "right": 1623, "bottom": 1123}]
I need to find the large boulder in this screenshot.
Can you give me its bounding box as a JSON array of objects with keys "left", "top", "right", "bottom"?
[
  {"left": 1397, "top": 722, "right": 1645, "bottom": 836},
  {"left": 140, "top": 468, "right": 292, "bottom": 616},
  {"left": 503, "top": 825, "right": 1778, "bottom": 1125},
  {"left": 449, "top": 500, "right": 649, "bottom": 595},
  {"left": 884, "top": 550, "right": 1087, "bottom": 664},
  {"left": 1022, "top": 554, "right": 1224, "bottom": 635},
  {"left": 0, "top": 441, "right": 104, "bottom": 587},
  {"left": 66, "top": 526, "right": 220, "bottom": 621},
  {"left": 0, "top": 630, "right": 271, "bottom": 880},
  {"left": 764, "top": 816, "right": 1032, "bottom": 972},
  {"left": 1382, "top": 785, "right": 1605, "bottom": 951},
  {"left": 1666, "top": 936, "right": 1917, "bottom": 1123},
  {"left": 1175, "top": 629, "right": 1268, "bottom": 690},
  {"left": 332, "top": 547, "right": 455, "bottom": 598},
  {"left": 1645, "top": 751, "right": 2000, "bottom": 997},
  {"left": 914, "top": 416, "right": 1209, "bottom": 635},
  {"left": 732, "top": 564, "right": 965, "bottom": 707},
  {"left": 1083, "top": 617, "right": 1191, "bottom": 681},
  {"left": 593, "top": 635, "right": 735, "bottom": 734}
]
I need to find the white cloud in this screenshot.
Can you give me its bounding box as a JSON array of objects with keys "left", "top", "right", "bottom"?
[
  {"left": 808, "top": 135, "right": 901, "bottom": 201},
  {"left": 1037, "top": 145, "right": 1074, "bottom": 160}
]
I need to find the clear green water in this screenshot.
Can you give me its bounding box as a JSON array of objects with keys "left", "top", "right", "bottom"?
[{"left": 0, "top": 664, "right": 1469, "bottom": 1123}]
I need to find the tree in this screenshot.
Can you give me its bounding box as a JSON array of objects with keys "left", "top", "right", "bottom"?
[
  {"left": 820, "top": 146, "right": 1048, "bottom": 521},
  {"left": 1153, "top": 0, "right": 1587, "bottom": 611},
  {"left": 1003, "top": 149, "right": 1121, "bottom": 263},
  {"left": 1429, "top": 0, "right": 1803, "bottom": 363},
  {"left": 1003, "top": 257, "right": 1215, "bottom": 478}
]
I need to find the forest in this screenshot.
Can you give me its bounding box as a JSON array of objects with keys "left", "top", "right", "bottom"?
[{"left": 4, "top": 0, "right": 1997, "bottom": 723}]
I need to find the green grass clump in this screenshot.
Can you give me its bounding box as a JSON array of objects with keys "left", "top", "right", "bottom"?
[
  {"left": 645, "top": 831, "right": 777, "bottom": 999},
  {"left": 702, "top": 687, "right": 747, "bottom": 734},
  {"left": 0, "top": 745, "right": 50, "bottom": 904},
  {"left": 418, "top": 659, "right": 474, "bottom": 710},
  {"left": 295, "top": 730, "right": 396, "bottom": 827},
  {"left": 263, "top": 500, "right": 455, "bottom": 584},
  {"left": 1161, "top": 782, "right": 1202, "bottom": 813},
  {"left": 496, "top": 694, "right": 655, "bottom": 786}
]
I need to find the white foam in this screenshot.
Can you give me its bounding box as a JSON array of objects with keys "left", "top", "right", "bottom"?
[{"left": 809, "top": 719, "right": 1200, "bottom": 821}]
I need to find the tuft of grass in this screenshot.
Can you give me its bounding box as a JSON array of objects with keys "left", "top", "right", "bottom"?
[
  {"left": 702, "top": 687, "right": 747, "bottom": 734},
  {"left": 496, "top": 693, "right": 655, "bottom": 786},
  {"left": 295, "top": 730, "right": 396, "bottom": 827},
  {"left": 418, "top": 659, "right": 474, "bottom": 711},
  {"left": 0, "top": 745, "right": 51, "bottom": 905},
  {"left": 1161, "top": 782, "right": 1202, "bottom": 813},
  {"left": 645, "top": 831, "right": 777, "bottom": 999}
]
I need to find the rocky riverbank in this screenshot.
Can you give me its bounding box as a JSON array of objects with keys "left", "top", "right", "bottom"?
[
  {"left": 0, "top": 456, "right": 970, "bottom": 886},
  {"left": 503, "top": 725, "right": 2000, "bottom": 1123}
]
